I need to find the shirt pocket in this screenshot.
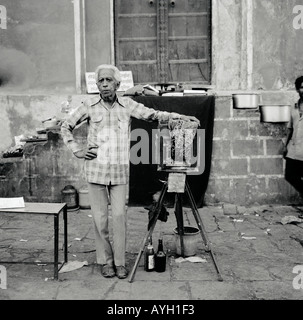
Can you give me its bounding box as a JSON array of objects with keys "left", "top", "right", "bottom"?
[
  {"left": 90, "top": 114, "right": 104, "bottom": 128},
  {"left": 117, "top": 113, "right": 130, "bottom": 131},
  {"left": 90, "top": 114, "right": 105, "bottom": 142}
]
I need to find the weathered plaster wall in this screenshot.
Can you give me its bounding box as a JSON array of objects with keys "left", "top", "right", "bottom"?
[
  {"left": 1, "top": 1, "right": 301, "bottom": 92},
  {"left": 253, "top": 0, "right": 303, "bottom": 90},
  {"left": 85, "top": 0, "right": 112, "bottom": 72},
  {"left": 0, "top": 131, "right": 87, "bottom": 203},
  {"left": 0, "top": 0, "right": 76, "bottom": 93},
  {"left": 0, "top": 94, "right": 87, "bottom": 151},
  {"left": 212, "top": 0, "right": 243, "bottom": 90},
  {"left": 0, "top": 0, "right": 112, "bottom": 93},
  {"left": 212, "top": 0, "right": 303, "bottom": 91}
]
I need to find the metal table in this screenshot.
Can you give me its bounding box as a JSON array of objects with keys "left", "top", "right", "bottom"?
[{"left": 0, "top": 202, "right": 68, "bottom": 280}]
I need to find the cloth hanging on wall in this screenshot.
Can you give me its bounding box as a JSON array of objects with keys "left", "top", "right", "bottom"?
[{"left": 129, "top": 96, "right": 215, "bottom": 208}]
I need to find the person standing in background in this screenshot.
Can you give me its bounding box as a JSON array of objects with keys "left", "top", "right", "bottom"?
[{"left": 284, "top": 76, "right": 303, "bottom": 218}]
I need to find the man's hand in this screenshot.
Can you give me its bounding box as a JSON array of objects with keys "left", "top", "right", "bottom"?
[
  {"left": 180, "top": 115, "right": 200, "bottom": 127},
  {"left": 74, "top": 147, "right": 98, "bottom": 160}
]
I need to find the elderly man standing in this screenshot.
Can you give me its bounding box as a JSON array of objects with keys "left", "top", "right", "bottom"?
[{"left": 61, "top": 64, "right": 199, "bottom": 279}]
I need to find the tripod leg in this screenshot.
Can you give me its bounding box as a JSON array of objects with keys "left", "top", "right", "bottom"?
[
  {"left": 185, "top": 182, "right": 209, "bottom": 248},
  {"left": 128, "top": 182, "right": 168, "bottom": 283},
  {"left": 185, "top": 181, "right": 223, "bottom": 282},
  {"left": 175, "top": 193, "right": 185, "bottom": 257}
]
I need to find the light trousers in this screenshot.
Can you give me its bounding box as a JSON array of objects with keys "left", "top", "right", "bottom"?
[{"left": 88, "top": 183, "right": 127, "bottom": 267}]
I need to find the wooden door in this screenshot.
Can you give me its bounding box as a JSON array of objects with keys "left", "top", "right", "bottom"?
[{"left": 115, "top": 0, "right": 211, "bottom": 85}]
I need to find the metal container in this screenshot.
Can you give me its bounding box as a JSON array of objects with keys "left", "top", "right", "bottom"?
[
  {"left": 232, "top": 93, "right": 260, "bottom": 109},
  {"left": 61, "top": 185, "right": 79, "bottom": 211},
  {"left": 173, "top": 226, "right": 200, "bottom": 257},
  {"left": 259, "top": 105, "right": 291, "bottom": 123}
]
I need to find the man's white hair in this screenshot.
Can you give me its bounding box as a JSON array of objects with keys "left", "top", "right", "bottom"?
[{"left": 95, "top": 64, "right": 121, "bottom": 83}]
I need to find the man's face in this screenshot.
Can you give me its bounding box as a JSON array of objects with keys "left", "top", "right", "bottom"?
[
  {"left": 298, "top": 82, "right": 303, "bottom": 100},
  {"left": 96, "top": 69, "right": 120, "bottom": 101}
]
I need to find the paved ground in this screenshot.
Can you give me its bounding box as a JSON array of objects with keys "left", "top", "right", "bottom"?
[{"left": 0, "top": 203, "right": 303, "bottom": 301}]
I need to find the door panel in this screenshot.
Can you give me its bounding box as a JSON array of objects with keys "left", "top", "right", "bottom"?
[
  {"left": 115, "top": 0, "right": 211, "bottom": 85},
  {"left": 169, "top": 62, "right": 209, "bottom": 82},
  {"left": 119, "top": 41, "right": 158, "bottom": 61},
  {"left": 168, "top": 15, "right": 209, "bottom": 36},
  {"left": 167, "top": 0, "right": 210, "bottom": 83},
  {"left": 169, "top": 39, "right": 208, "bottom": 60},
  {"left": 170, "top": 0, "right": 208, "bottom": 13},
  {"left": 119, "top": 64, "right": 158, "bottom": 83},
  {"left": 115, "top": 0, "right": 158, "bottom": 84},
  {"left": 118, "top": 0, "right": 156, "bottom": 14},
  {"left": 118, "top": 17, "right": 157, "bottom": 38}
]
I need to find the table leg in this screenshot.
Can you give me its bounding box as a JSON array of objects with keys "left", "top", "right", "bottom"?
[
  {"left": 63, "top": 206, "right": 68, "bottom": 263},
  {"left": 54, "top": 215, "right": 59, "bottom": 280}
]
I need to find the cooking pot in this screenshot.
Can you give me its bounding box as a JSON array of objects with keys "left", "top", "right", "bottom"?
[
  {"left": 61, "top": 185, "right": 79, "bottom": 211},
  {"left": 259, "top": 105, "right": 291, "bottom": 123},
  {"left": 173, "top": 226, "right": 200, "bottom": 257},
  {"left": 232, "top": 93, "right": 260, "bottom": 109}
]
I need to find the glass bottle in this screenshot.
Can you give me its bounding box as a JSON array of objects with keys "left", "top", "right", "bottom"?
[
  {"left": 155, "top": 238, "right": 166, "bottom": 272},
  {"left": 144, "top": 237, "right": 155, "bottom": 272}
]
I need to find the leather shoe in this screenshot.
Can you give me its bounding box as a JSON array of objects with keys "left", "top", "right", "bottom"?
[
  {"left": 115, "top": 266, "right": 128, "bottom": 279},
  {"left": 100, "top": 264, "right": 115, "bottom": 278}
]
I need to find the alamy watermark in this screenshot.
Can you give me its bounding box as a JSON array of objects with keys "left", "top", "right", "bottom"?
[
  {"left": 93, "top": 128, "right": 205, "bottom": 175},
  {"left": 292, "top": 265, "right": 303, "bottom": 290},
  {"left": 293, "top": 5, "right": 303, "bottom": 29},
  {"left": 0, "top": 265, "right": 7, "bottom": 289},
  {"left": 0, "top": 5, "right": 7, "bottom": 30}
]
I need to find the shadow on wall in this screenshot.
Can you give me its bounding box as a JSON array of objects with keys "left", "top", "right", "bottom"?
[{"left": 0, "top": 46, "right": 37, "bottom": 90}]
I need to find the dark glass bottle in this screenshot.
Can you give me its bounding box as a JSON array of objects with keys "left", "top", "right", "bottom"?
[
  {"left": 144, "top": 237, "right": 155, "bottom": 272},
  {"left": 155, "top": 238, "right": 166, "bottom": 273}
]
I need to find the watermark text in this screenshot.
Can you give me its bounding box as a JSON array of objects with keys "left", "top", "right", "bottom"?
[
  {"left": 0, "top": 5, "right": 7, "bottom": 30},
  {"left": 293, "top": 5, "right": 303, "bottom": 29},
  {"left": 292, "top": 265, "right": 303, "bottom": 290},
  {"left": 94, "top": 128, "right": 205, "bottom": 175},
  {"left": 0, "top": 265, "right": 7, "bottom": 289}
]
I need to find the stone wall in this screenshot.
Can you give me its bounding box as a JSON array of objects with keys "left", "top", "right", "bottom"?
[
  {"left": 0, "top": 94, "right": 87, "bottom": 152},
  {"left": 204, "top": 92, "right": 302, "bottom": 206},
  {"left": 0, "top": 130, "right": 87, "bottom": 203},
  {"left": 0, "top": 93, "right": 301, "bottom": 206}
]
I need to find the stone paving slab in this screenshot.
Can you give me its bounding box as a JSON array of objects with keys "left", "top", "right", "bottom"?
[
  {"left": 0, "top": 204, "right": 302, "bottom": 300},
  {"left": 248, "top": 281, "right": 303, "bottom": 300},
  {"left": 106, "top": 281, "right": 192, "bottom": 300},
  {"left": 189, "top": 281, "right": 253, "bottom": 300}
]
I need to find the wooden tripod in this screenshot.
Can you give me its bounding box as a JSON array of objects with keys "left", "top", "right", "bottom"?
[{"left": 128, "top": 176, "right": 223, "bottom": 283}]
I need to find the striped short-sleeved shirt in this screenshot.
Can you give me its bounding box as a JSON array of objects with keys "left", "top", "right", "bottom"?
[{"left": 61, "top": 95, "right": 181, "bottom": 185}]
